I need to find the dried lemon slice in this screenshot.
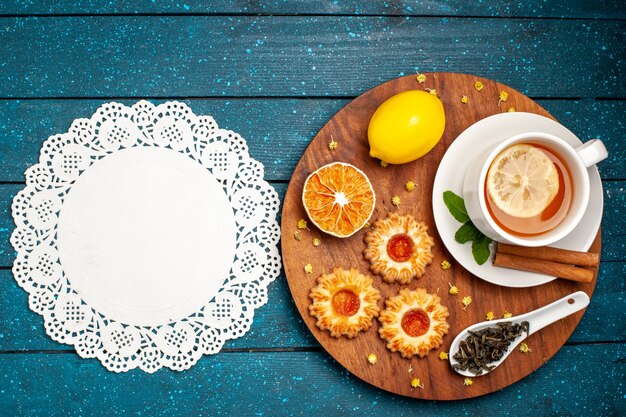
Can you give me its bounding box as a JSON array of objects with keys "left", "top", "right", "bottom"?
[{"left": 487, "top": 144, "right": 559, "bottom": 218}]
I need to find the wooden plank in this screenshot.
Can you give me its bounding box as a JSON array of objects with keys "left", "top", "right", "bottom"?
[
  {"left": 2, "top": 182, "right": 624, "bottom": 268},
  {"left": 1, "top": 0, "right": 625, "bottom": 19},
  {"left": 0, "top": 345, "right": 623, "bottom": 416},
  {"left": 0, "top": 99, "right": 338, "bottom": 183},
  {"left": 0, "top": 180, "right": 623, "bottom": 265},
  {"left": 0, "top": 99, "right": 624, "bottom": 183},
  {"left": 0, "top": 17, "right": 624, "bottom": 98},
  {"left": 0, "top": 256, "right": 623, "bottom": 352}
]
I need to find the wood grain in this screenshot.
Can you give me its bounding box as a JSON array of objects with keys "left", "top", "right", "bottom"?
[
  {"left": 0, "top": 345, "right": 623, "bottom": 417},
  {"left": 0, "top": 181, "right": 623, "bottom": 269},
  {"left": 0, "top": 17, "right": 623, "bottom": 98},
  {"left": 281, "top": 73, "right": 602, "bottom": 400},
  {"left": 2, "top": 0, "right": 625, "bottom": 19},
  {"left": 1, "top": 262, "right": 623, "bottom": 351},
  {"left": 0, "top": 99, "right": 624, "bottom": 182}
]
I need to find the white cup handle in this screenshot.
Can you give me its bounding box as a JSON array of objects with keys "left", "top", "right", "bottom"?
[{"left": 575, "top": 139, "right": 608, "bottom": 168}]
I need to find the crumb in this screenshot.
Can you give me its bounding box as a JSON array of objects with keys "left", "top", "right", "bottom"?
[
  {"left": 507, "top": 106, "right": 516, "bottom": 112},
  {"left": 380, "top": 160, "right": 388, "bottom": 168},
  {"left": 294, "top": 230, "right": 302, "bottom": 241}
]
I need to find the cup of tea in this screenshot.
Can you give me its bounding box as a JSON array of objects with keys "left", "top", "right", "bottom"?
[{"left": 463, "top": 132, "right": 608, "bottom": 247}]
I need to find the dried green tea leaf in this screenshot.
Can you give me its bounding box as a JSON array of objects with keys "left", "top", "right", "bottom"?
[{"left": 452, "top": 321, "right": 529, "bottom": 375}]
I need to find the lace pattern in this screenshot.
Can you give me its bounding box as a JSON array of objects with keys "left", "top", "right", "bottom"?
[{"left": 10, "top": 101, "right": 281, "bottom": 373}]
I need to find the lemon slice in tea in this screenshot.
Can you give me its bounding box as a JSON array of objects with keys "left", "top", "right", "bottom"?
[{"left": 487, "top": 144, "right": 559, "bottom": 218}]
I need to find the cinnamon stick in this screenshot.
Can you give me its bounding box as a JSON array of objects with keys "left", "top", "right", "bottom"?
[
  {"left": 493, "top": 252, "right": 594, "bottom": 283},
  {"left": 497, "top": 243, "right": 599, "bottom": 267}
]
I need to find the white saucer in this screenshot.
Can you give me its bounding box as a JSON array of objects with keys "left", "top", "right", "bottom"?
[{"left": 432, "top": 112, "right": 603, "bottom": 287}]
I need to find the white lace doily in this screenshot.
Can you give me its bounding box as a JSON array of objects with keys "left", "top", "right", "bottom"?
[{"left": 10, "top": 101, "right": 281, "bottom": 373}]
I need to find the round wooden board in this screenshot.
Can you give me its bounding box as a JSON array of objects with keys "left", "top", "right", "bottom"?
[{"left": 281, "top": 73, "right": 601, "bottom": 400}]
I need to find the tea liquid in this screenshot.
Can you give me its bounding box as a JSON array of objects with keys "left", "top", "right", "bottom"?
[{"left": 485, "top": 143, "right": 573, "bottom": 236}]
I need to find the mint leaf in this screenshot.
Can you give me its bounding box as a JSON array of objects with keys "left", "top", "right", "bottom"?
[
  {"left": 443, "top": 191, "right": 470, "bottom": 223},
  {"left": 471, "top": 235, "right": 493, "bottom": 265},
  {"left": 455, "top": 221, "right": 482, "bottom": 244},
  {"left": 443, "top": 191, "right": 493, "bottom": 265}
]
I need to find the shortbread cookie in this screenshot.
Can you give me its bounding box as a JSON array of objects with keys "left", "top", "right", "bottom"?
[
  {"left": 378, "top": 288, "right": 449, "bottom": 358},
  {"left": 309, "top": 268, "right": 381, "bottom": 338},
  {"left": 364, "top": 213, "right": 435, "bottom": 284}
]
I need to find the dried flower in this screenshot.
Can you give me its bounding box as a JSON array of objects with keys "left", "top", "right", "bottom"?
[
  {"left": 416, "top": 73, "right": 427, "bottom": 84},
  {"left": 328, "top": 136, "right": 338, "bottom": 150},
  {"left": 405, "top": 181, "right": 416, "bottom": 191},
  {"left": 391, "top": 195, "right": 401, "bottom": 206},
  {"left": 461, "top": 95, "right": 469, "bottom": 104},
  {"left": 498, "top": 91, "right": 509, "bottom": 104},
  {"left": 485, "top": 311, "right": 495, "bottom": 321},
  {"left": 441, "top": 260, "right": 451, "bottom": 270},
  {"left": 363, "top": 222, "right": 371, "bottom": 229},
  {"left": 367, "top": 353, "right": 378, "bottom": 364},
  {"left": 294, "top": 230, "right": 302, "bottom": 241},
  {"left": 408, "top": 365, "right": 413, "bottom": 373},
  {"left": 312, "top": 237, "right": 321, "bottom": 247},
  {"left": 380, "top": 160, "right": 389, "bottom": 168},
  {"left": 426, "top": 88, "right": 437, "bottom": 96},
  {"left": 519, "top": 343, "right": 531, "bottom": 353},
  {"left": 439, "top": 351, "right": 449, "bottom": 360},
  {"left": 410, "top": 378, "right": 424, "bottom": 389},
  {"left": 304, "top": 263, "right": 313, "bottom": 274},
  {"left": 503, "top": 311, "right": 513, "bottom": 318},
  {"left": 507, "top": 107, "right": 516, "bottom": 112},
  {"left": 463, "top": 377, "right": 474, "bottom": 386},
  {"left": 461, "top": 296, "right": 472, "bottom": 310},
  {"left": 297, "top": 219, "right": 308, "bottom": 229},
  {"left": 474, "top": 81, "right": 484, "bottom": 91},
  {"left": 448, "top": 283, "right": 459, "bottom": 295}
]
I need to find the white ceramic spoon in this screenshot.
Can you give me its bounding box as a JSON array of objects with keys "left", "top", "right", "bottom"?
[{"left": 449, "top": 291, "right": 590, "bottom": 377}]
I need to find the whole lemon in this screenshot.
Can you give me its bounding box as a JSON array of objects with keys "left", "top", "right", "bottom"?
[{"left": 368, "top": 90, "right": 446, "bottom": 164}]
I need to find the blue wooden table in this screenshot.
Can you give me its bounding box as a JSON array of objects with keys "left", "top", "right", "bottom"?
[{"left": 0, "top": 2, "right": 624, "bottom": 416}]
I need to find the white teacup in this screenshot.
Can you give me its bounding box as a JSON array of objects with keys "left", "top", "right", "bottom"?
[{"left": 463, "top": 132, "right": 608, "bottom": 247}]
